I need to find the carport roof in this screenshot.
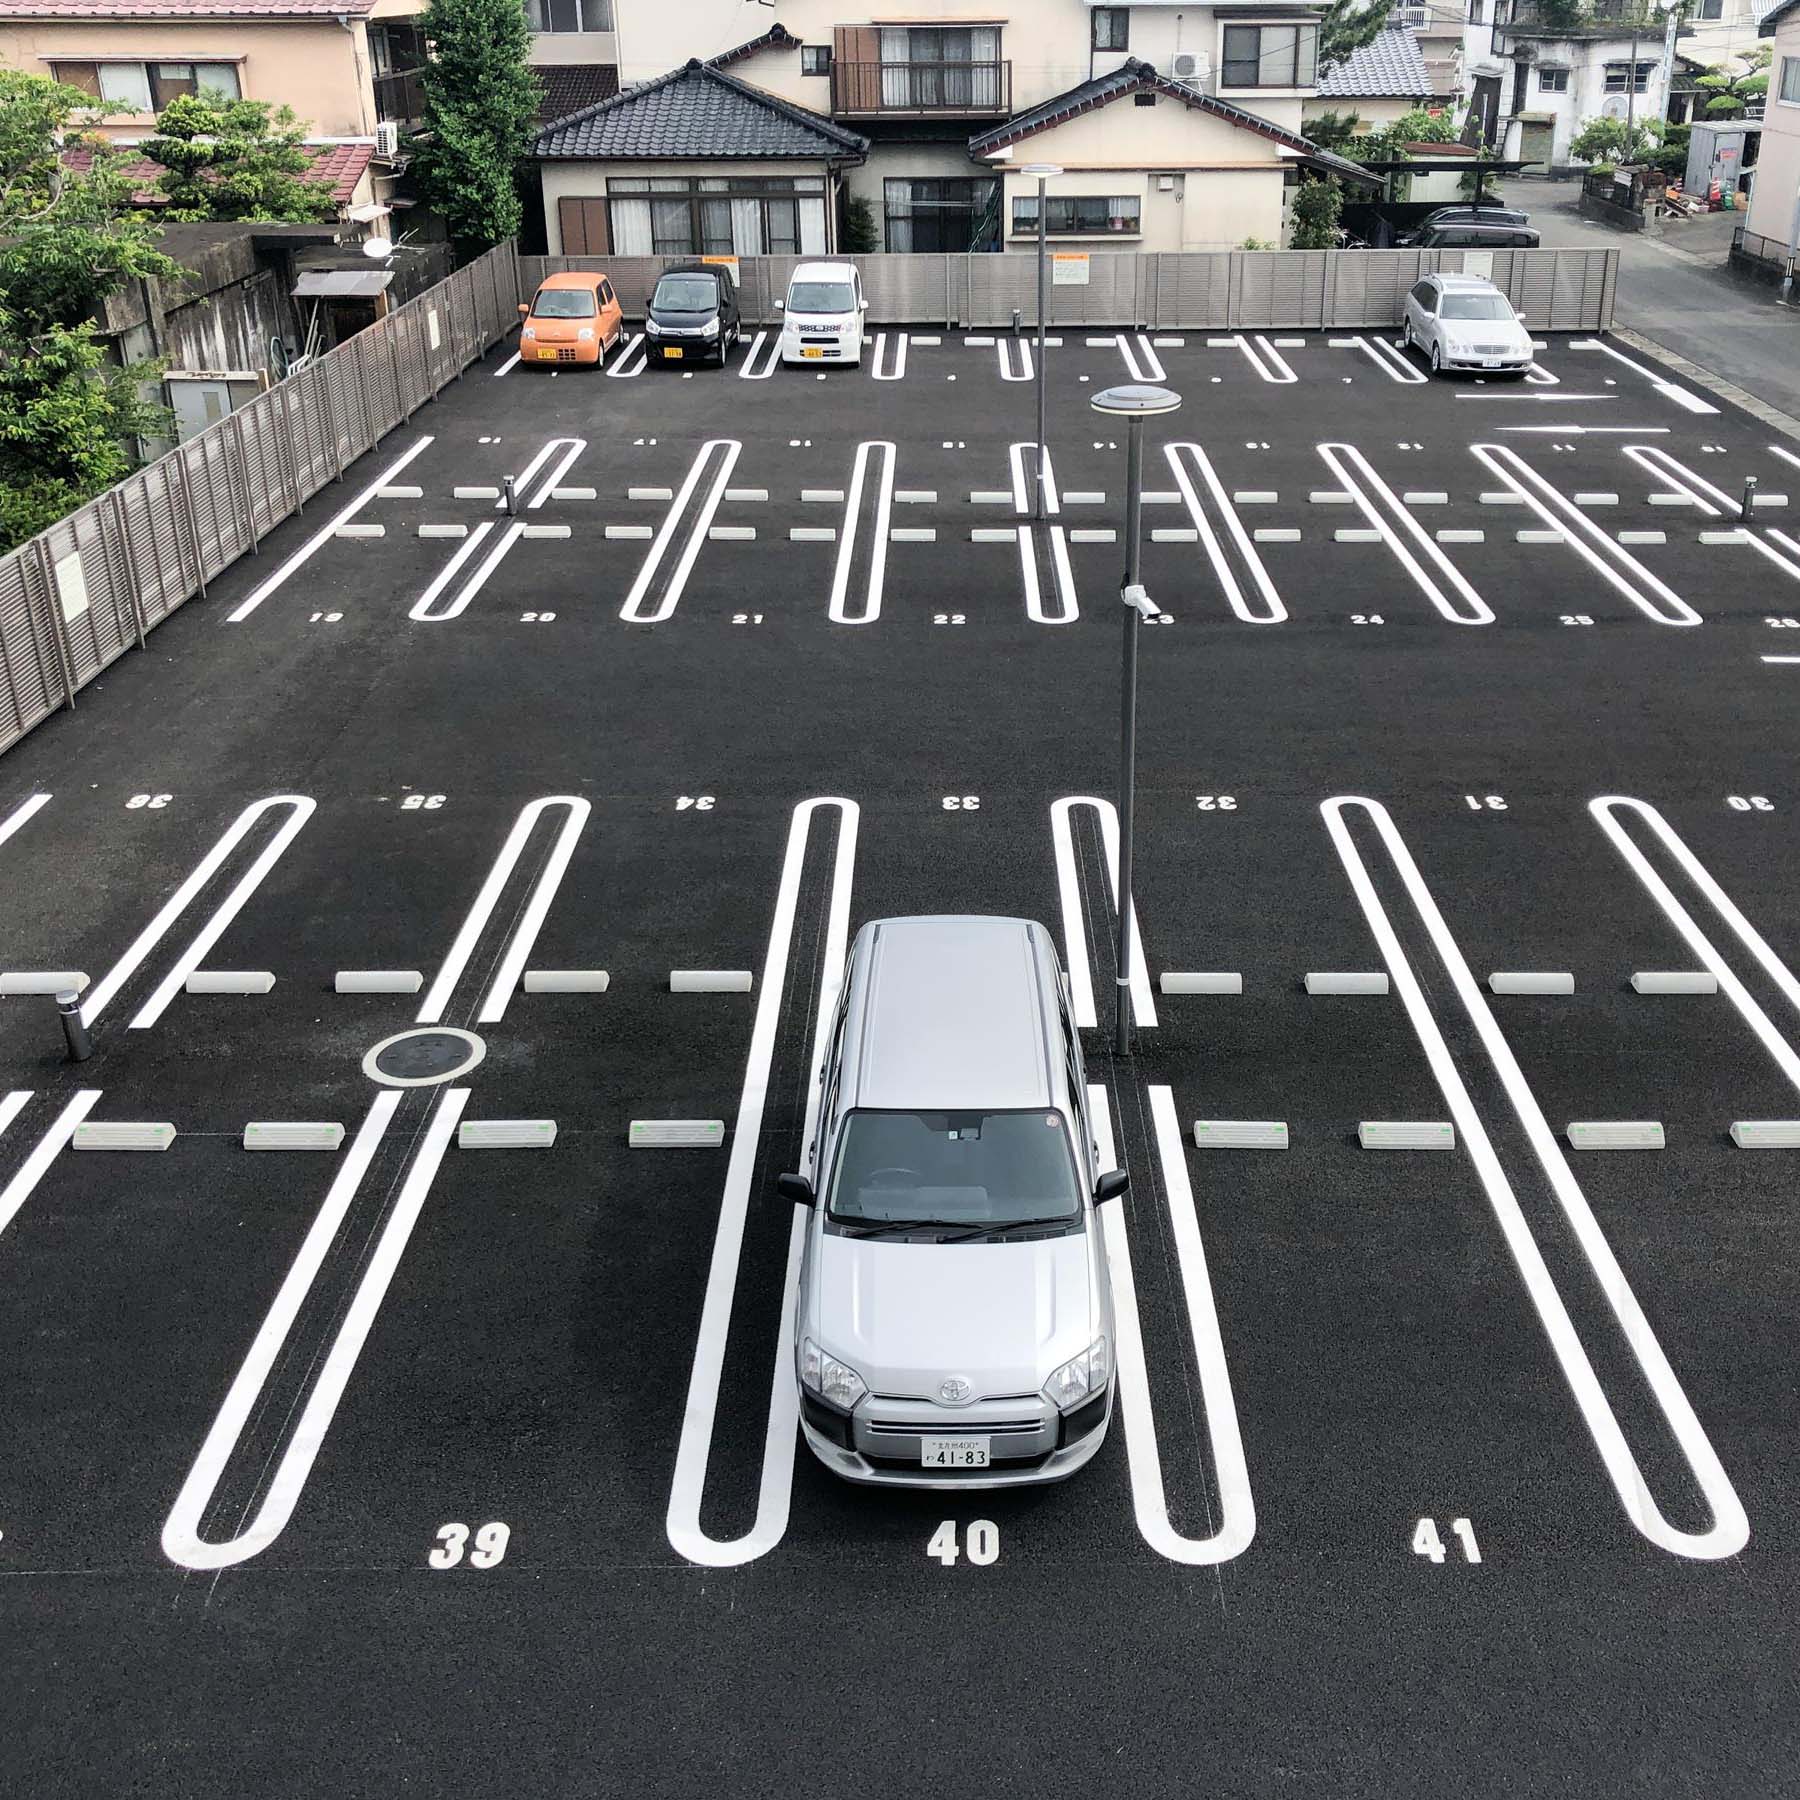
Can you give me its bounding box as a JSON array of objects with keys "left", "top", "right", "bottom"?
[
  {"left": 1316, "top": 27, "right": 1433, "bottom": 99},
  {"left": 968, "top": 56, "right": 1377, "bottom": 185},
  {"left": 535, "top": 58, "right": 869, "bottom": 161}
]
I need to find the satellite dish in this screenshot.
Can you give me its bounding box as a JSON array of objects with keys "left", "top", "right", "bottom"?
[{"left": 363, "top": 235, "right": 394, "bottom": 260}]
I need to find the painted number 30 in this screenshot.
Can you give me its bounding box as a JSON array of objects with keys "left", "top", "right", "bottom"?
[{"left": 429, "top": 1521, "right": 510, "bottom": 1569}]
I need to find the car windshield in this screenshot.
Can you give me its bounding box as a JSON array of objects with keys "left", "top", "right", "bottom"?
[
  {"left": 788, "top": 282, "right": 854, "bottom": 314},
  {"left": 533, "top": 290, "right": 596, "bottom": 319},
  {"left": 654, "top": 276, "right": 717, "bottom": 311},
  {"left": 827, "top": 1110, "right": 1082, "bottom": 1230},
  {"left": 1441, "top": 294, "right": 1513, "bottom": 320}
]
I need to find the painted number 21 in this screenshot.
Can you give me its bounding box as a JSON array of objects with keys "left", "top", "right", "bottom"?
[{"left": 1412, "top": 1517, "right": 1481, "bottom": 1564}]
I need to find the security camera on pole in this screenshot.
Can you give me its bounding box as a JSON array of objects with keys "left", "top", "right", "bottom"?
[{"left": 1088, "top": 382, "right": 1183, "bottom": 1056}]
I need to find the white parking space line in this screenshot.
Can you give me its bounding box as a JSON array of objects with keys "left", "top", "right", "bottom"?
[
  {"left": 605, "top": 333, "right": 648, "bottom": 378},
  {"left": 667, "top": 797, "right": 858, "bottom": 1568},
  {"left": 1347, "top": 336, "right": 1427, "bottom": 385},
  {"left": 1050, "top": 796, "right": 1156, "bottom": 1032},
  {"left": 0, "top": 792, "right": 51, "bottom": 853},
  {"left": 0, "top": 1091, "right": 101, "bottom": 1239},
  {"left": 1316, "top": 444, "right": 1493, "bottom": 625},
  {"left": 226, "top": 438, "right": 434, "bottom": 623},
  {"left": 828, "top": 441, "right": 895, "bottom": 626},
  {"left": 1323, "top": 795, "right": 1747, "bottom": 1561},
  {"left": 1093, "top": 1083, "right": 1256, "bottom": 1566},
  {"left": 417, "top": 796, "right": 591, "bottom": 1027},
  {"left": 1621, "top": 445, "right": 1726, "bottom": 517},
  {"left": 412, "top": 520, "right": 525, "bottom": 623},
  {"left": 1009, "top": 443, "right": 1078, "bottom": 625},
  {"left": 619, "top": 440, "right": 742, "bottom": 624},
  {"left": 491, "top": 351, "right": 521, "bottom": 379},
  {"left": 162, "top": 1087, "right": 465, "bottom": 1570},
  {"left": 83, "top": 796, "right": 317, "bottom": 1030},
  {"left": 1522, "top": 363, "right": 1561, "bottom": 386},
  {"left": 1163, "top": 444, "right": 1285, "bottom": 625},
  {"left": 1470, "top": 444, "right": 1701, "bottom": 627},
  {"left": 998, "top": 338, "right": 1033, "bottom": 383},
  {"left": 409, "top": 523, "right": 496, "bottom": 620},
  {"left": 871, "top": 332, "right": 908, "bottom": 381},
  {"left": 736, "top": 331, "right": 780, "bottom": 380},
  {"left": 1569, "top": 338, "right": 1719, "bottom": 414},
  {"left": 1115, "top": 334, "right": 1167, "bottom": 383},
  {"left": 1592, "top": 797, "right": 1800, "bottom": 1098},
  {"left": 504, "top": 437, "right": 587, "bottom": 510},
  {"left": 0, "top": 1092, "right": 30, "bottom": 1141},
  {"left": 1229, "top": 334, "right": 1298, "bottom": 383}
]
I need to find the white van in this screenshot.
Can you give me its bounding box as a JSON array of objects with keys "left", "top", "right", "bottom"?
[{"left": 777, "top": 260, "right": 868, "bottom": 368}]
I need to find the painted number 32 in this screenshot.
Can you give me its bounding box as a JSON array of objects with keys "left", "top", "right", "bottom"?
[{"left": 429, "top": 1521, "right": 510, "bottom": 1569}]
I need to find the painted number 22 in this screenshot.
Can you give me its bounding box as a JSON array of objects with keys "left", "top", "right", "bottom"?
[
  {"left": 1412, "top": 1517, "right": 1481, "bottom": 1564},
  {"left": 429, "top": 1521, "right": 510, "bottom": 1569}
]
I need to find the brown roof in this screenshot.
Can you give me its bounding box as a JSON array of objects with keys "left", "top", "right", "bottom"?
[
  {"left": 535, "top": 62, "right": 619, "bottom": 125},
  {"left": 0, "top": 0, "right": 376, "bottom": 14},
  {"left": 62, "top": 138, "right": 372, "bottom": 205}
]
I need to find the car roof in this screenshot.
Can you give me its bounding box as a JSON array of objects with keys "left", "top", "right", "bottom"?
[
  {"left": 658, "top": 260, "right": 726, "bottom": 279},
  {"left": 536, "top": 270, "right": 606, "bottom": 289},
  {"left": 844, "top": 916, "right": 1061, "bottom": 1113},
  {"left": 1428, "top": 272, "right": 1504, "bottom": 288},
  {"left": 790, "top": 260, "right": 856, "bottom": 281}
]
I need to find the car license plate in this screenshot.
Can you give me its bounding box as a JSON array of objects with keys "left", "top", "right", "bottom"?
[
  {"left": 665, "top": 348, "right": 683, "bottom": 359},
  {"left": 802, "top": 346, "right": 826, "bottom": 359},
  {"left": 537, "top": 349, "right": 556, "bottom": 360},
  {"left": 1481, "top": 358, "right": 1502, "bottom": 369},
  {"left": 921, "top": 1436, "right": 989, "bottom": 1468}
]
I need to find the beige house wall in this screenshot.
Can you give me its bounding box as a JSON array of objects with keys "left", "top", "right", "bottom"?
[
  {"left": 0, "top": 17, "right": 378, "bottom": 136},
  {"left": 1302, "top": 93, "right": 1421, "bottom": 130},
  {"left": 539, "top": 157, "right": 840, "bottom": 254},
  {"left": 1747, "top": 20, "right": 1800, "bottom": 247}
]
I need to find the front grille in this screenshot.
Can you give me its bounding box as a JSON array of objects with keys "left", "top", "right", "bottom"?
[
  {"left": 867, "top": 1417, "right": 1042, "bottom": 1438},
  {"left": 864, "top": 1450, "right": 1054, "bottom": 1476},
  {"left": 1471, "top": 344, "right": 1511, "bottom": 355},
  {"left": 556, "top": 346, "right": 578, "bottom": 362}
]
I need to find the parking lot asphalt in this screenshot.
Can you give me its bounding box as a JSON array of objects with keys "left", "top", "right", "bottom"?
[{"left": 5, "top": 322, "right": 1800, "bottom": 1797}]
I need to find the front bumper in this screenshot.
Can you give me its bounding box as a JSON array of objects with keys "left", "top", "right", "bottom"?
[
  {"left": 522, "top": 340, "right": 599, "bottom": 366},
  {"left": 1442, "top": 350, "right": 1531, "bottom": 372}
]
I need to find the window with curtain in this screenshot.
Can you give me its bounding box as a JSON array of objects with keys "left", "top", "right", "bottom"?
[
  {"left": 885, "top": 177, "right": 998, "bottom": 251},
  {"left": 878, "top": 25, "right": 1000, "bottom": 107},
  {"left": 1012, "top": 193, "right": 1142, "bottom": 235},
  {"left": 53, "top": 60, "right": 240, "bottom": 109},
  {"left": 606, "top": 177, "right": 826, "bottom": 256},
  {"left": 1219, "top": 22, "right": 1318, "bottom": 87},
  {"left": 525, "top": 0, "right": 612, "bottom": 29}
]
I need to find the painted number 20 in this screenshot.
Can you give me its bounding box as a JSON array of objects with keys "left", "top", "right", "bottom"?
[
  {"left": 1412, "top": 1517, "right": 1481, "bottom": 1564},
  {"left": 429, "top": 1521, "right": 510, "bottom": 1569}
]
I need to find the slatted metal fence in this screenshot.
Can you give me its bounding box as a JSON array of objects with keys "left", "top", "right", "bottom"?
[
  {"left": 518, "top": 246, "right": 1617, "bottom": 333},
  {"left": 0, "top": 239, "right": 521, "bottom": 760}
]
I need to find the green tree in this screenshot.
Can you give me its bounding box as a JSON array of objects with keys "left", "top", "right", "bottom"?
[
  {"left": 143, "top": 93, "right": 335, "bottom": 222},
  {"left": 1318, "top": 0, "right": 1395, "bottom": 76},
  {"left": 1305, "top": 109, "right": 1364, "bottom": 152},
  {"left": 0, "top": 71, "right": 178, "bottom": 552},
  {"left": 1693, "top": 45, "right": 1771, "bottom": 116},
  {"left": 841, "top": 191, "right": 879, "bottom": 253},
  {"left": 1568, "top": 113, "right": 1662, "bottom": 165},
  {"left": 415, "top": 0, "right": 542, "bottom": 250},
  {"left": 1289, "top": 175, "right": 1343, "bottom": 248}
]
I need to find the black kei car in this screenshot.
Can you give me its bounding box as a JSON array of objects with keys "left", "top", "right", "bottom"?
[{"left": 644, "top": 260, "right": 743, "bottom": 366}]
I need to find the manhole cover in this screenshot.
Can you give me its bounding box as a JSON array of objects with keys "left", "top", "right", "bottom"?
[{"left": 362, "top": 1026, "right": 486, "bottom": 1088}]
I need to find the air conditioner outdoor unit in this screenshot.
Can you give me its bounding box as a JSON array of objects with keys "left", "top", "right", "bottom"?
[
  {"left": 1172, "top": 52, "right": 1200, "bottom": 79},
  {"left": 374, "top": 120, "right": 400, "bottom": 160}
]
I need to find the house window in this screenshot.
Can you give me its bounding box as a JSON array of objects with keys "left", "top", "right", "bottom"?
[
  {"left": 525, "top": 0, "right": 612, "bottom": 32},
  {"left": 1468, "top": 0, "right": 1485, "bottom": 23},
  {"left": 1012, "top": 193, "right": 1143, "bottom": 235},
  {"left": 607, "top": 175, "right": 827, "bottom": 257},
  {"left": 884, "top": 176, "right": 997, "bottom": 251},
  {"left": 877, "top": 26, "right": 1002, "bottom": 108},
  {"left": 1220, "top": 22, "right": 1319, "bottom": 88},
  {"left": 1694, "top": 0, "right": 1724, "bottom": 17},
  {"left": 369, "top": 23, "right": 427, "bottom": 124},
  {"left": 52, "top": 59, "right": 240, "bottom": 110},
  {"left": 1603, "top": 60, "right": 1655, "bottom": 92},
  {"left": 801, "top": 44, "right": 832, "bottom": 75},
  {"left": 1781, "top": 54, "right": 1800, "bottom": 103},
  {"left": 1538, "top": 66, "right": 1568, "bottom": 91},
  {"left": 1093, "top": 7, "right": 1130, "bottom": 50}
]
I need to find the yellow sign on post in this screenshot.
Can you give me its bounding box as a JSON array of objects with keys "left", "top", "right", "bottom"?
[{"left": 1051, "top": 253, "right": 1091, "bottom": 287}]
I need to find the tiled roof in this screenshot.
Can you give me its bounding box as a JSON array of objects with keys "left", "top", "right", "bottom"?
[
  {"left": 1316, "top": 27, "right": 1433, "bottom": 99},
  {"left": 62, "top": 138, "right": 370, "bottom": 205},
  {"left": 707, "top": 21, "right": 800, "bottom": 67},
  {"left": 535, "top": 58, "right": 867, "bottom": 161},
  {"left": 0, "top": 0, "right": 374, "bottom": 14},
  {"left": 1761, "top": 0, "right": 1798, "bottom": 28},
  {"left": 968, "top": 56, "right": 1372, "bottom": 182},
  {"left": 535, "top": 63, "right": 619, "bottom": 125}
]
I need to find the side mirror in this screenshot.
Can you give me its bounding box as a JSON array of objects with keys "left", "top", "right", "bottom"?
[
  {"left": 773, "top": 298, "right": 785, "bottom": 311},
  {"left": 777, "top": 1172, "right": 815, "bottom": 1207},
  {"left": 1094, "top": 1169, "right": 1129, "bottom": 1204},
  {"left": 860, "top": 299, "right": 870, "bottom": 310},
  {"left": 517, "top": 302, "right": 530, "bottom": 317}
]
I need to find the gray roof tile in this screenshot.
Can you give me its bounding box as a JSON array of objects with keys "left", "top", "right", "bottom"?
[
  {"left": 1316, "top": 27, "right": 1433, "bottom": 99},
  {"left": 535, "top": 58, "right": 867, "bottom": 161}
]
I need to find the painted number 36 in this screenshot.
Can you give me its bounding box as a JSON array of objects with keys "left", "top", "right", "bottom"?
[{"left": 429, "top": 1521, "right": 510, "bottom": 1569}]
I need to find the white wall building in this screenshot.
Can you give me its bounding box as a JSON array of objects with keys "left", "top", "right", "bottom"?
[{"left": 1744, "top": 0, "right": 1800, "bottom": 253}]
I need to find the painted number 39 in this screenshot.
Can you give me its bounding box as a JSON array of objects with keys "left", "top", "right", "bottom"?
[{"left": 429, "top": 1521, "right": 510, "bottom": 1569}]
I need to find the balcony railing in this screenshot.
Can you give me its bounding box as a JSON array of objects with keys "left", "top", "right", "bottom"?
[
  {"left": 830, "top": 60, "right": 1012, "bottom": 115},
  {"left": 373, "top": 67, "right": 427, "bottom": 126},
  {"left": 1494, "top": 0, "right": 1664, "bottom": 36}
]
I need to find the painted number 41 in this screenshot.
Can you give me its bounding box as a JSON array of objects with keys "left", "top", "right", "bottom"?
[{"left": 1413, "top": 1517, "right": 1481, "bottom": 1564}]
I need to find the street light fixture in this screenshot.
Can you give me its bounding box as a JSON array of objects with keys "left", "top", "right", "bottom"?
[
  {"left": 1019, "top": 161, "right": 1062, "bottom": 521},
  {"left": 1089, "top": 382, "right": 1182, "bottom": 1055}
]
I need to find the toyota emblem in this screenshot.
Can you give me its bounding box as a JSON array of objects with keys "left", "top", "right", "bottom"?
[{"left": 938, "top": 1376, "right": 974, "bottom": 1405}]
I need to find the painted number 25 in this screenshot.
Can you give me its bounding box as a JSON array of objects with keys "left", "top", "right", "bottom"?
[{"left": 429, "top": 1521, "right": 510, "bottom": 1569}]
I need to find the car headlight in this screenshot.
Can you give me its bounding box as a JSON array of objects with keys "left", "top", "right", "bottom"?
[
  {"left": 646, "top": 318, "right": 663, "bottom": 336},
  {"left": 800, "top": 1338, "right": 867, "bottom": 1412},
  {"left": 701, "top": 318, "right": 720, "bottom": 338},
  {"left": 577, "top": 327, "right": 594, "bottom": 342},
  {"left": 1042, "top": 1337, "right": 1110, "bottom": 1412},
  {"left": 520, "top": 325, "right": 535, "bottom": 338}
]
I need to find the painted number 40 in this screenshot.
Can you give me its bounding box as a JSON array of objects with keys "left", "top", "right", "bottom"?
[
  {"left": 928, "top": 1519, "right": 999, "bottom": 1566},
  {"left": 1413, "top": 1517, "right": 1481, "bottom": 1564}
]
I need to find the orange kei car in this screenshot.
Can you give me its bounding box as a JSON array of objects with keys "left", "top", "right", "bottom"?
[{"left": 517, "top": 270, "right": 625, "bottom": 368}]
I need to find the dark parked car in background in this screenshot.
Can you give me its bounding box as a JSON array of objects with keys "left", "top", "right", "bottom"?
[{"left": 645, "top": 260, "right": 742, "bottom": 366}]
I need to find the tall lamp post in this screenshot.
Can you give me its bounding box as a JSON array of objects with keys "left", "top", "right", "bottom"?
[
  {"left": 1019, "top": 162, "right": 1062, "bottom": 521},
  {"left": 1089, "top": 382, "right": 1182, "bottom": 1056}
]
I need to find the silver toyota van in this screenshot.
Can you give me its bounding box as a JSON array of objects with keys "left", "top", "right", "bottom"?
[{"left": 781, "top": 915, "right": 1124, "bottom": 1488}]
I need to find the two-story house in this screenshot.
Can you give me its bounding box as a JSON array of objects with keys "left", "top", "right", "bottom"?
[{"left": 538, "top": 0, "right": 1370, "bottom": 254}]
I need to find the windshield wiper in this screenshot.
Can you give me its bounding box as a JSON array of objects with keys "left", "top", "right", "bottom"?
[
  {"left": 935, "top": 1215, "right": 1073, "bottom": 1244},
  {"left": 840, "top": 1216, "right": 940, "bottom": 1239}
]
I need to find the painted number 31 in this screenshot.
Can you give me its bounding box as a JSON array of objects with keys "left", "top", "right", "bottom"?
[{"left": 429, "top": 1521, "right": 510, "bottom": 1569}]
